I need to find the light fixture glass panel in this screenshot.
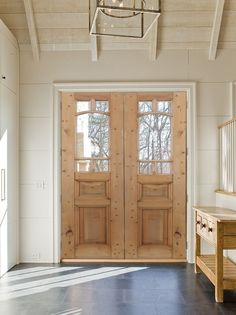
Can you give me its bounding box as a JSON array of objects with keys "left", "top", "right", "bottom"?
[
  {"left": 97, "top": 0, "right": 159, "bottom": 11},
  {"left": 89, "top": 0, "right": 161, "bottom": 38}
]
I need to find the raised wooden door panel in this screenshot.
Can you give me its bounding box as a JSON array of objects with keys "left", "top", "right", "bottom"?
[
  {"left": 137, "top": 175, "right": 173, "bottom": 258},
  {"left": 124, "top": 92, "right": 186, "bottom": 260},
  {"left": 74, "top": 172, "right": 111, "bottom": 258},
  {"left": 61, "top": 92, "right": 124, "bottom": 259}
]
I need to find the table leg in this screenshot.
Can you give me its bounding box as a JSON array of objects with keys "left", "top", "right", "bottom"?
[
  {"left": 195, "top": 233, "right": 201, "bottom": 273},
  {"left": 215, "top": 222, "right": 223, "bottom": 303}
]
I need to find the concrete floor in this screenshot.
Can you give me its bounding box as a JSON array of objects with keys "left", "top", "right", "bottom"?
[{"left": 0, "top": 263, "right": 236, "bottom": 315}]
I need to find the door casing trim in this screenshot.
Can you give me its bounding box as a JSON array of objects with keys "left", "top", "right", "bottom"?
[{"left": 53, "top": 82, "right": 197, "bottom": 263}]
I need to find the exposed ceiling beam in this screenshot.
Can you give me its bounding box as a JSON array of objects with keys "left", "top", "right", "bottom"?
[
  {"left": 149, "top": 19, "right": 159, "bottom": 61},
  {"left": 23, "top": 0, "right": 40, "bottom": 61},
  {"left": 91, "top": 35, "right": 98, "bottom": 62},
  {"left": 209, "top": 0, "right": 225, "bottom": 60}
]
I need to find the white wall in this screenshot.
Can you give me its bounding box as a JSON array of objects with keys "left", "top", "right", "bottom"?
[
  {"left": 216, "top": 193, "right": 236, "bottom": 262},
  {"left": 0, "top": 20, "right": 19, "bottom": 275},
  {"left": 19, "top": 49, "right": 235, "bottom": 263}
]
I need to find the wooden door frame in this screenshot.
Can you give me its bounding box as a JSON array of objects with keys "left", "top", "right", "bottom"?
[{"left": 53, "top": 82, "right": 197, "bottom": 264}]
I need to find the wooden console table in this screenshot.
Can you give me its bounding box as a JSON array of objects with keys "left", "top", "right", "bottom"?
[{"left": 194, "top": 206, "right": 236, "bottom": 302}]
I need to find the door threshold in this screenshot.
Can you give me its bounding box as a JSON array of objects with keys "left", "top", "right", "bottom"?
[{"left": 61, "top": 259, "right": 187, "bottom": 264}]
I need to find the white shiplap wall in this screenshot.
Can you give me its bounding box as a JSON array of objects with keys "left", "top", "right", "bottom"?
[
  {"left": 20, "top": 49, "right": 234, "bottom": 262},
  {"left": 20, "top": 84, "right": 53, "bottom": 262}
]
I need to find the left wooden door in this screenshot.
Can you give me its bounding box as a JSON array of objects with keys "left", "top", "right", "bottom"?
[{"left": 61, "top": 93, "right": 125, "bottom": 259}]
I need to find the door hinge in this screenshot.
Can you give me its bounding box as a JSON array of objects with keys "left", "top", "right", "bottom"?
[{"left": 186, "top": 241, "right": 188, "bottom": 250}]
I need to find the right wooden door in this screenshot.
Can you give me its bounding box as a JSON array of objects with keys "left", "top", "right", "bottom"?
[
  {"left": 124, "top": 92, "right": 187, "bottom": 260},
  {"left": 61, "top": 92, "right": 187, "bottom": 261}
]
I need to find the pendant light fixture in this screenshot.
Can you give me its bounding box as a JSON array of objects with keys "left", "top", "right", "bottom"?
[{"left": 89, "top": 0, "right": 161, "bottom": 38}]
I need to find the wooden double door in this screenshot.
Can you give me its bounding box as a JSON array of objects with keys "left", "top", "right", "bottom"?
[{"left": 61, "top": 92, "right": 186, "bottom": 261}]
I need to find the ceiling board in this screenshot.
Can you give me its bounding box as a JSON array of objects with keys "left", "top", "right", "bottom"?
[
  {"left": 222, "top": 11, "right": 236, "bottom": 27},
  {"left": 34, "top": 13, "right": 88, "bottom": 29},
  {"left": 37, "top": 28, "right": 90, "bottom": 44},
  {"left": 160, "top": 27, "right": 211, "bottom": 43},
  {"left": 162, "top": 0, "right": 216, "bottom": 11},
  {"left": 31, "top": 0, "right": 88, "bottom": 13},
  {"left": 220, "top": 27, "right": 236, "bottom": 41},
  {"left": 0, "top": 0, "right": 235, "bottom": 59},
  {"left": 0, "top": 0, "right": 25, "bottom": 14},
  {"left": 224, "top": 0, "right": 236, "bottom": 10},
  {"left": 160, "top": 11, "right": 214, "bottom": 27},
  {"left": 0, "top": 14, "right": 27, "bottom": 29}
]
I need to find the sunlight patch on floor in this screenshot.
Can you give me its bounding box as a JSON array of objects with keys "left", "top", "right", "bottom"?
[
  {"left": 0, "top": 266, "right": 148, "bottom": 301},
  {"left": 51, "top": 307, "right": 83, "bottom": 315},
  {"left": 1, "top": 266, "right": 82, "bottom": 283}
]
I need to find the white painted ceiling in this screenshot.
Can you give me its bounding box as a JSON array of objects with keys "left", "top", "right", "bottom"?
[{"left": 0, "top": 0, "right": 234, "bottom": 61}]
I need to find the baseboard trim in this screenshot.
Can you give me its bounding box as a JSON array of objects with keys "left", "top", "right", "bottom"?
[{"left": 61, "top": 259, "right": 187, "bottom": 264}]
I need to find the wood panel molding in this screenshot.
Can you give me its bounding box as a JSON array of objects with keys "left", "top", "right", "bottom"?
[
  {"left": 172, "top": 92, "right": 187, "bottom": 259},
  {"left": 61, "top": 93, "right": 76, "bottom": 258}
]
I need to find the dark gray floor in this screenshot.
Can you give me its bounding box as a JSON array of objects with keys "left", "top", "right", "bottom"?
[{"left": 0, "top": 263, "right": 236, "bottom": 315}]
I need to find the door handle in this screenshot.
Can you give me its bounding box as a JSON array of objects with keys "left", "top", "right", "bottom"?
[
  {"left": 1, "top": 169, "right": 6, "bottom": 201},
  {"left": 174, "top": 231, "right": 182, "bottom": 238}
]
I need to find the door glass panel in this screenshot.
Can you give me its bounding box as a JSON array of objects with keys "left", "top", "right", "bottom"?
[
  {"left": 139, "top": 161, "right": 172, "bottom": 175},
  {"left": 157, "top": 101, "right": 172, "bottom": 113},
  {"left": 77, "top": 101, "right": 91, "bottom": 112},
  {"left": 76, "top": 159, "right": 109, "bottom": 172},
  {"left": 139, "top": 114, "right": 172, "bottom": 160},
  {"left": 138, "top": 102, "right": 172, "bottom": 174},
  {"left": 76, "top": 113, "right": 109, "bottom": 158},
  {"left": 76, "top": 105, "right": 110, "bottom": 172},
  {"left": 96, "top": 101, "right": 109, "bottom": 112},
  {"left": 156, "top": 162, "right": 172, "bottom": 174},
  {"left": 139, "top": 101, "right": 152, "bottom": 113},
  {"left": 139, "top": 162, "right": 153, "bottom": 174}
]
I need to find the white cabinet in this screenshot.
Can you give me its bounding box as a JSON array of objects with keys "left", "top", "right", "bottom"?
[
  {"left": 0, "top": 20, "right": 19, "bottom": 277},
  {"left": 1, "top": 35, "right": 18, "bottom": 93}
]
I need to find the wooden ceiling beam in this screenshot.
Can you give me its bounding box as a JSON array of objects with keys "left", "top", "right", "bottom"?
[
  {"left": 209, "top": 0, "right": 225, "bottom": 60},
  {"left": 91, "top": 35, "right": 98, "bottom": 62},
  {"left": 23, "top": 0, "right": 40, "bottom": 61},
  {"left": 149, "top": 19, "right": 159, "bottom": 61}
]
